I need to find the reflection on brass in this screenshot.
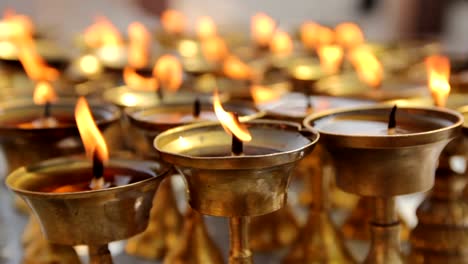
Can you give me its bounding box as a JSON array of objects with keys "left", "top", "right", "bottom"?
[
  {"left": 22, "top": 215, "right": 80, "bottom": 264},
  {"left": 284, "top": 147, "right": 355, "bottom": 263},
  {"left": 164, "top": 208, "right": 224, "bottom": 264},
  {"left": 249, "top": 204, "right": 299, "bottom": 251},
  {"left": 126, "top": 178, "right": 183, "bottom": 260},
  {"left": 330, "top": 184, "right": 358, "bottom": 210},
  {"left": 409, "top": 166, "right": 468, "bottom": 263}
]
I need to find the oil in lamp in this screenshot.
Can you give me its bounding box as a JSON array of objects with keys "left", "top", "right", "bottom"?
[
  {"left": 154, "top": 92, "right": 319, "bottom": 263},
  {"left": 124, "top": 92, "right": 264, "bottom": 260},
  {"left": 6, "top": 97, "right": 171, "bottom": 264},
  {"left": 253, "top": 90, "right": 372, "bottom": 261},
  {"left": 304, "top": 105, "right": 463, "bottom": 264}
]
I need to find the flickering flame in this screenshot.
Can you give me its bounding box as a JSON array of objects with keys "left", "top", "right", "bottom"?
[
  {"left": 251, "top": 13, "right": 276, "bottom": 47},
  {"left": 223, "top": 55, "right": 251, "bottom": 80},
  {"left": 75, "top": 96, "right": 108, "bottom": 163},
  {"left": 213, "top": 89, "right": 252, "bottom": 141},
  {"left": 250, "top": 85, "right": 280, "bottom": 104},
  {"left": 128, "top": 22, "right": 151, "bottom": 68},
  {"left": 425, "top": 55, "right": 451, "bottom": 107},
  {"left": 201, "top": 36, "right": 228, "bottom": 62},
  {"left": 78, "top": 55, "right": 101, "bottom": 75},
  {"left": 161, "top": 9, "right": 186, "bottom": 35},
  {"left": 17, "top": 35, "right": 59, "bottom": 81},
  {"left": 84, "top": 16, "right": 122, "bottom": 48},
  {"left": 335, "top": 22, "right": 364, "bottom": 49},
  {"left": 270, "top": 30, "right": 293, "bottom": 56},
  {"left": 124, "top": 66, "right": 158, "bottom": 91},
  {"left": 33, "top": 81, "right": 57, "bottom": 105},
  {"left": 196, "top": 16, "right": 217, "bottom": 40},
  {"left": 317, "top": 44, "right": 344, "bottom": 74},
  {"left": 300, "top": 22, "right": 334, "bottom": 50},
  {"left": 153, "top": 55, "right": 183, "bottom": 92},
  {"left": 0, "top": 9, "right": 34, "bottom": 40},
  {"left": 349, "top": 46, "right": 383, "bottom": 88}
]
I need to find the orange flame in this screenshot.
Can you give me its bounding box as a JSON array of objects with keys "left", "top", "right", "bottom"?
[
  {"left": 251, "top": 13, "right": 276, "bottom": 47},
  {"left": 0, "top": 9, "right": 34, "bottom": 40},
  {"left": 270, "top": 30, "right": 293, "bottom": 56},
  {"left": 250, "top": 85, "right": 281, "bottom": 104},
  {"left": 300, "top": 22, "right": 334, "bottom": 50},
  {"left": 75, "top": 96, "right": 108, "bottom": 163},
  {"left": 33, "top": 81, "right": 57, "bottom": 105},
  {"left": 124, "top": 67, "right": 158, "bottom": 91},
  {"left": 425, "top": 55, "right": 451, "bottom": 107},
  {"left": 153, "top": 55, "right": 183, "bottom": 92},
  {"left": 201, "top": 36, "right": 228, "bottom": 62},
  {"left": 349, "top": 46, "right": 383, "bottom": 88},
  {"left": 317, "top": 44, "right": 344, "bottom": 74},
  {"left": 213, "top": 89, "right": 252, "bottom": 141},
  {"left": 196, "top": 16, "right": 217, "bottom": 40},
  {"left": 223, "top": 55, "right": 252, "bottom": 80},
  {"left": 161, "top": 9, "right": 186, "bottom": 35},
  {"left": 128, "top": 22, "right": 151, "bottom": 68},
  {"left": 17, "top": 35, "right": 59, "bottom": 81},
  {"left": 335, "top": 22, "right": 364, "bottom": 49},
  {"left": 84, "top": 16, "right": 123, "bottom": 48}
]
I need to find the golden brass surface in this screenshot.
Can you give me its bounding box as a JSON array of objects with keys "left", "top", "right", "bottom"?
[
  {"left": 229, "top": 216, "right": 253, "bottom": 264},
  {"left": 89, "top": 245, "right": 113, "bottom": 264},
  {"left": 249, "top": 204, "right": 299, "bottom": 251},
  {"left": 6, "top": 156, "right": 170, "bottom": 247},
  {"left": 163, "top": 208, "right": 224, "bottom": 264},
  {"left": 126, "top": 177, "right": 183, "bottom": 260}
]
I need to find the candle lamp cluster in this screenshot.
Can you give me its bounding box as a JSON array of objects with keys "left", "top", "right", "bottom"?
[{"left": 1, "top": 7, "right": 468, "bottom": 264}]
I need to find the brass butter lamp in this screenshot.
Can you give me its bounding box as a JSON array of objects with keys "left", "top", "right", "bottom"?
[
  {"left": 304, "top": 105, "right": 463, "bottom": 263},
  {"left": 155, "top": 119, "right": 319, "bottom": 263}
]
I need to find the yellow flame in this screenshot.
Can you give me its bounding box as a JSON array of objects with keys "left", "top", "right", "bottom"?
[
  {"left": 17, "top": 34, "right": 59, "bottom": 81},
  {"left": 0, "top": 9, "right": 33, "bottom": 40},
  {"left": 250, "top": 85, "right": 280, "bottom": 104},
  {"left": 124, "top": 66, "right": 158, "bottom": 91},
  {"left": 251, "top": 13, "right": 276, "bottom": 47},
  {"left": 33, "top": 81, "right": 57, "bottom": 105},
  {"left": 201, "top": 36, "right": 228, "bottom": 63},
  {"left": 196, "top": 16, "right": 217, "bottom": 40},
  {"left": 213, "top": 89, "right": 252, "bottom": 141},
  {"left": 75, "top": 97, "right": 109, "bottom": 162},
  {"left": 270, "top": 30, "right": 293, "bottom": 56},
  {"left": 317, "top": 44, "right": 344, "bottom": 74},
  {"left": 349, "top": 46, "right": 383, "bottom": 88},
  {"left": 300, "top": 22, "right": 334, "bottom": 50},
  {"left": 425, "top": 55, "right": 451, "bottom": 107},
  {"left": 223, "top": 55, "right": 252, "bottom": 80},
  {"left": 84, "top": 16, "right": 123, "bottom": 48},
  {"left": 161, "top": 9, "right": 186, "bottom": 35},
  {"left": 153, "top": 54, "right": 183, "bottom": 92},
  {"left": 335, "top": 22, "right": 364, "bottom": 49},
  {"left": 128, "top": 22, "right": 151, "bottom": 68}
]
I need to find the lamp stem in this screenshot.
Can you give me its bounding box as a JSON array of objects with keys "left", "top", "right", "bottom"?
[
  {"left": 89, "top": 244, "right": 113, "bottom": 264},
  {"left": 229, "top": 216, "right": 253, "bottom": 264}
]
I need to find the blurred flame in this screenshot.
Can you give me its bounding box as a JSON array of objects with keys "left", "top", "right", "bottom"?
[
  {"left": 153, "top": 54, "right": 183, "bottom": 92},
  {"left": 250, "top": 85, "right": 280, "bottom": 104},
  {"left": 17, "top": 35, "right": 59, "bottom": 81},
  {"left": 33, "top": 81, "right": 57, "bottom": 105},
  {"left": 124, "top": 66, "right": 158, "bottom": 91},
  {"left": 317, "top": 44, "right": 343, "bottom": 74},
  {"left": 349, "top": 46, "right": 383, "bottom": 88},
  {"left": 75, "top": 96, "right": 108, "bottom": 162},
  {"left": 270, "top": 30, "right": 293, "bottom": 56},
  {"left": 84, "top": 16, "right": 122, "bottom": 48},
  {"left": 335, "top": 22, "right": 364, "bottom": 49},
  {"left": 425, "top": 55, "right": 450, "bottom": 107},
  {"left": 213, "top": 89, "right": 251, "bottom": 141},
  {"left": 223, "top": 55, "right": 251, "bottom": 80},
  {"left": 251, "top": 13, "right": 276, "bottom": 47},
  {"left": 161, "top": 9, "right": 186, "bottom": 35},
  {"left": 0, "top": 9, "right": 34, "bottom": 40},
  {"left": 128, "top": 22, "right": 151, "bottom": 68},
  {"left": 300, "top": 22, "right": 334, "bottom": 50},
  {"left": 196, "top": 16, "right": 217, "bottom": 40},
  {"left": 201, "top": 36, "right": 228, "bottom": 62},
  {"left": 78, "top": 54, "right": 101, "bottom": 75}
]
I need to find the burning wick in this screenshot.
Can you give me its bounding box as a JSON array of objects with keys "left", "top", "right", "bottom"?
[
  {"left": 387, "top": 105, "right": 397, "bottom": 135},
  {"left": 193, "top": 98, "right": 201, "bottom": 118},
  {"left": 231, "top": 113, "right": 243, "bottom": 156},
  {"left": 156, "top": 86, "right": 164, "bottom": 101},
  {"left": 32, "top": 81, "right": 58, "bottom": 127},
  {"left": 305, "top": 91, "right": 313, "bottom": 114},
  {"left": 92, "top": 149, "right": 105, "bottom": 189}
]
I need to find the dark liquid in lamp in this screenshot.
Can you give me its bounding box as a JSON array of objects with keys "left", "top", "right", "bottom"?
[
  {"left": 37, "top": 170, "right": 152, "bottom": 193},
  {"left": 182, "top": 145, "right": 278, "bottom": 157},
  {"left": 2, "top": 115, "right": 76, "bottom": 128}
]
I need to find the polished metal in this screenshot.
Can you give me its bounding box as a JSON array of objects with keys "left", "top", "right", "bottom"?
[{"left": 6, "top": 156, "right": 170, "bottom": 263}]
